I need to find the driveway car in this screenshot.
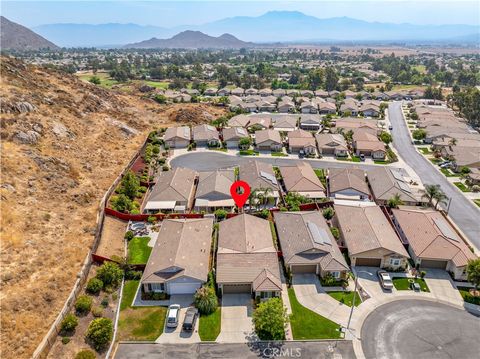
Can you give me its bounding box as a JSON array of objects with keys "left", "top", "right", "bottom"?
[
  {"left": 166, "top": 304, "right": 181, "bottom": 328},
  {"left": 377, "top": 270, "right": 393, "bottom": 290},
  {"left": 182, "top": 307, "right": 198, "bottom": 331}
]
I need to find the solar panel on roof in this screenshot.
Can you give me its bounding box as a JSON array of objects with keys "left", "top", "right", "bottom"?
[
  {"left": 260, "top": 171, "right": 278, "bottom": 185},
  {"left": 307, "top": 221, "right": 331, "bottom": 245},
  {"left": 398, "top": 181, "right": 412, "bottom": 193},
  {"left": 433, "top": 218, "right": 459, "bottom": 241}
]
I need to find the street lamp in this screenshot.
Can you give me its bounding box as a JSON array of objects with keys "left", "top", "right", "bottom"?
[{"left": 346, "top": 270, "right": 373, "bottom": 334}]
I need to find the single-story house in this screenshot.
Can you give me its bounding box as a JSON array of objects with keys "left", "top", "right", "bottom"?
[
  {"left": 367, "top": 167, "right": 423, "bottom": 206},
  {"left": 300, "top": 101, "right": 318, "bottom": 114},
  {"left": 273, "top": 115, "right": 298, "bottom": 131},
  {"left": 239, "top": 160, "right": 280, "bottom": 206},
  {"left": 288, "top": 129, "right": 317, "bottom": 154},
  {"left": 222, "top": 127, "right": 250, "bottom": 148},
  {"left": 279, "top": 162, "right": 325, "bottom": 199},
  {"left": 217, "top": 87, "right": 230, "bottom": 96},
  {"left": 141, "top": 218, "right": 213, "bottom": 295},
  {"left": 327, "top": 168, "right": 370, "bottom": 200},
  {"left": 299, "top": 115, "right": 322, "bottom": 131},
  {"left": 340, "top": 102, "right": 359, "bottom": 116},
  {"left": 239, "top": 102, "right": 258, "bottom": 113},
  {"left": 440, "top": 145, "right": 480, "bottom": 171},
  {"left": 216, "top": 214, "right": 282, "bottom": 298},
  {"left": 352, "top": 131, "right": 386, "bottom": 159},
  {"left": 228, "top": 115, "right": 250, "bottom": 128},
  {"left": 194, "top": 170, "right": 235, "bottom": 212},
  {"left": 193, "top": 124, "right": 220, "bottom": 147},
  {"left": 334, "top": 118, "right": 379, "bottom": 136},
  {"left": 164, "top": 126, "right": 191, "bottom": 148},
  {"left": 204, "top": 88, "right": 218, "bottom": 96},
  {"left": 359, "top": 103, "right": 380, "bottom": 117},
  {"left": 392, "top": 208, "right": 477, "bottom": 280},
  {"left": 318, "top": 102, "right": 337, "bottom": 114},
  {"left": 274, "top": 211, "right": 349, "bottom": 278},
  {"left": 254, "top": 129, "right": 283, "bottom": 151},
  {"left": 144, "top": 167, "right": 197, "bottom": 213},
  {"left": 232, "top": 87, "right": 245, "bottom": 96},
  {"left": 244, "top": 88, "right": 258, "bottom": 96},
  {"left": 315, "top": 133, "right": 348, "bottom": 157},
  {"left": 247, "top": 116, "right": 272, "bottom": 131},
  {"left": 272, "top": 89, "right": 286, "bottom": 97},
  {"left": 334, "top": 204, "right": 410, "bottom": 268},
  {"left": 259, "top": 88, "right": 273, "bottom": 96},
  {"left": 314, "top": 90, "right": 329, "bottom": 98},
  {"left": 278, "top": 100, "right": 296, "bottom": 113}
]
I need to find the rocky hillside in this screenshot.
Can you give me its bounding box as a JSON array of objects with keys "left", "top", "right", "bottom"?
[
  {"left": 0, "top": 16, "right": 59, "bottom": 50},
  {"left": 0, "top": 56, "right": 225, "bottom": 358},
  {"left": 124, "top": 30, "right": 254, "bottom": 49}
]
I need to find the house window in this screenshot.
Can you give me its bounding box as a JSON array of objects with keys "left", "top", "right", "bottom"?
[
  {"left": 150, "top": 283, "right": 165, "bottom": 292},
  {"left": 259, "top": 291, "right": 273, "bottom": 299},
  {"left": 330, "top": 271, "right": 341, "bottom": 279},
  {"left": 390, "top": 258, "right": 401, "bottom": 266}
]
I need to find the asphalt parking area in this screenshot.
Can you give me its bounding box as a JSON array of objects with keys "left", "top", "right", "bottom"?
[{"left": 361, "top": 300, "right": 480, "bottom": 359}]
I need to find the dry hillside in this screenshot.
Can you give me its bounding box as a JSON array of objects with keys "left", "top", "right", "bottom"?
[{"left": 0, "top": 56, "right": 225, "bottom": 358}]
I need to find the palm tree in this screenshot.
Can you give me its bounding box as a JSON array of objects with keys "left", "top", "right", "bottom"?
[
  {"left": 387, "top": 193, "right": 404, "bottom": 208},
  {"left": 421, "top": 184, "right": 441, "bottom": 207},
  {"left": 433, "top": 191, "right": 448, "bottom": 209},
  {"left": 248, "top": 188, "right": 258, "bottom": 213},
  {"left": 261, "top": 187, "right": 274, "bottom": 208}
]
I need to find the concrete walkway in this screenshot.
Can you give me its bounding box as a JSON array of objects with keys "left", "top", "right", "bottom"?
[{"left": 292, "top": 274, "right": 351, "bottom": 327}]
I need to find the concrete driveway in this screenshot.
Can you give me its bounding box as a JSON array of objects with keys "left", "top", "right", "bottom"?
[
  {"left": 353, "top": 267, "right": 397, "bottom": 298},
  {"left": 292, "top": 274, "right": 350, "bottom": 327},
  {"left": 156, "top": 295, "right": 200, "bottom": 343},
  {"left": 424, "top": 269, "right": 464, "bottom": 306},
  {"left": 216, "top": 294, "right": 255, "bottom": 343}
]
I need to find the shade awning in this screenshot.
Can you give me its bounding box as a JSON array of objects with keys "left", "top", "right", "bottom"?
[{"left": 144, "top": 201, "right": 177, "bottom": 210}]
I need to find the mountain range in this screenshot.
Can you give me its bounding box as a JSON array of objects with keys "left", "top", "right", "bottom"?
[{"left": 1, "top": 16, "right": 59, "bottom": 50}]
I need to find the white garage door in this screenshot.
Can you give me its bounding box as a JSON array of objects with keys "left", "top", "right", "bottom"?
[{"left": 168, "top": 282, "right": 201, "bottom": 294}]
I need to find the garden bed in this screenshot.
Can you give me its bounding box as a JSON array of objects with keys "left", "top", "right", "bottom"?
[
  {"left": 287, "top": 289, "right": 341, "bottom": 340},
  {"left": 392, "top": 277, "right": 429, "bottom": 292}
]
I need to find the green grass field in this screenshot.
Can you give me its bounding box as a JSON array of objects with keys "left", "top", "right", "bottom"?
[
  {"left": 288, "top": 288, "right": 341, "bottom": 339},
  {"left": 392, "top": 278, "right": 429, "bottom": 292},
  {"left": 453, "top": 182, "right": 471, "bottom": 192},
  {"left": 327, "top": 291, "right": 361, "bottom": 307},
  {"left": 239, "top": 149, "right": 259, "bottom": 156},
  {"left": 199, "top": 308, "right": 221, "bottom": 341},
  {"left": 117, "top": 280, "right": 167, "bottom": 341},
  {"left": 440, "top": 168, "right": 459, "bottom": 177},
  {"left": 418, "top": 147, "right": 431, "bottom": 155},
  {"left": 127, "top": 237, "right": 152, "bottom": 264}
]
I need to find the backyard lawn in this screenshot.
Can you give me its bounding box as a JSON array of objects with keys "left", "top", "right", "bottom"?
[
  {"left": 392, "top": 278, "right": 429, "bottom": 292},
  {"left": 117, "top": 280, "right": 167, "bottom": 341},
  {"left": 288, "top": 288, "right": 341, "bottom": 339},
  {"left": 127, "top": 236, "right": 152, "bottom": 264},
  {"left": 327, "top": 291, "right": 361, "bottom": 307},
  {"left": 198, "top": 308, "right": 221, "bottom": 341},
  {"left": 453, "top": 182, "right": 471, "bottom": 192}
]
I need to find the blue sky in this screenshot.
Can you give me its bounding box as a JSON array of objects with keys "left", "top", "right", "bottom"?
[{"left": 2, "top": 1, "right": 479, "bottom": 27}]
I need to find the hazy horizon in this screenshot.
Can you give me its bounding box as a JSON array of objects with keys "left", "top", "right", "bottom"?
[{"left": 2, "top": 1, "right": 480, "bottom": 28}]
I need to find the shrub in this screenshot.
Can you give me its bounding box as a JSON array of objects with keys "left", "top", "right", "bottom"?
[
  {"left": 420, "top": 271, "right": 427, "bottom": 279},
  {"left": 162, "top": 165, "right": 170, "bottom": 171},
  {"left": 85, "top": 318, "right": 113, "bottom": 351},
  {"left": 252, "top": 297, "right": 288, "bottom": 340},
  {"left": 214, "top": 209, "right": 227, "bottom": 220},
  {"left": 92, "top": 306, "right": 103, "bottom": 317},
  {"left": 158, "top": 157, "right": 166, "bottom": 165},
  {"left": 330, "top": 227, "right": 340, "bottom": 239},
  {"left": 61, "top": 313, "right": 78, "bottom": 332},
  {"left": 125, "top": 270, "right": 142, "bottom": 280},
  {"left": 124, "top": 230, "right": 134, "bottom": 241},
  {"left": 194, "top": 286, "right": 218, "bottom": 315},
  {"left": 322, "top": 207, "right": 335, "bottom": 220},
  {"left": 75, "top": 350, "right": 96, "bottom": 359},
  {"left": 62, "top": 337, "right": 71, "bottom": 345},
  {"left": 96, "top": 262, "right": 123, "bottom": 288},
  {"left": 110, "top": 194, "right": 136, "bottom": 213},
  {"left": 147, "top": 216, "right": 156, "bottom": 224},
  {"left": 257, "top": 209, "right": 270, "bottom": 219},
  {"left": 101, "top": 297, "right": 109, "bottom": 307},
  {"left": 86, "top": 278, "right": 103, "bottom": 295},
  {"left": 75, "top": 295, "right": 92, "bottom": 314}
]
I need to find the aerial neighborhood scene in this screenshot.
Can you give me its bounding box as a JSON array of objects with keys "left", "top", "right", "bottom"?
[{"left": 1, "top": 1, "right": 480, "bottom": 358}]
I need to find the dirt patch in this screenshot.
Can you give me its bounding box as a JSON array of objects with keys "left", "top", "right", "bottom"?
[{"left": 96, "top": 216, "right": 127, "bottom": 259}]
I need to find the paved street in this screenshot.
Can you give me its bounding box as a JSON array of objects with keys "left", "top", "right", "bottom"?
[
  {"left": 170, "top": 151, "right": 385, "bottom": 172},
  {"left": 360, "top": 300, "right": 480, "bottom": 359},
  {"left": 115, "top": 341, "right": 356, "bottom": 359},
  {"left": 388, "top": 102, "right": 480, "bottom": 250}
]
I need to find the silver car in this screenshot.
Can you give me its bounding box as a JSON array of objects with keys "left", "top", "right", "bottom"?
[
  {"left": 166, "top": 304, "right": 181, "bottom": 328},
  {"left": 377, "top": 270, "right": 394, "bottom": 290}
]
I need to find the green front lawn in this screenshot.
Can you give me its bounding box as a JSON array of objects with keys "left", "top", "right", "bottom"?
[
  {"left": 457, "top": 287, "right": 480, "bottom": 305},
  {"left": 392, "top": 277, "right": 429, "bottom": 292},
  {"left": 288, "top": 288, "right": 341, "bottom": 339},
  {"left": 199, "top": 308, "right": 221, "bottom": 341},
  {"left": 117, "top": 280, "right": 167, "bottom": 341},
  {"left": 440, "top": 168, "right": 459, "bottom": 177},
  {"left": 418, "top": 147, "right": 431, "bottom": 155},
  {"left": 350, "top": 156, "right": 361, "bottom": 162},
  {"left": 210, "top": 147, "right": 228, "bottom": 152},
  {"left": 239, "top": 149, "right": 259, "bottom": 156},
  {"left": 474, "top": 199, "right": 480, "bottom": 208},
  {"left": 327, "top": 291, "right": 361, "bottom": 307},
  {"left": 127, "top": 236, "right": 152, "bottom": 264},
  {"left": 453, "top": 182, "right": 471, "bottom": 192},
  {"left": 271, "top": 151, "right": 288, "bottom": 157},
  {"left": 429, "top": 158, "right": 442, "bottom": 164}
]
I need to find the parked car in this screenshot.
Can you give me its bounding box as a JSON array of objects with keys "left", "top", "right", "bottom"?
[
  {"left": 182, "top": 307, "right": 198, "bottom": 331},
  {"left": 166, "top": 304, "right": 181, "bottom": 328},
  {"left": 440, "top": 162, "right": 451, "bottom": 169},
  {"left": 377, "top": 270, "right": 394, "bottom": 290},
  {"left": 360, "top": 154, "right": 365, "bottom": 161},
  {"left": 410, "top": 281, "right": 421, "bottom": 292},
  {"left": 388, "top": 125, "right": 393, "bottom": 130},
  {"left": 298, "top": 150, "right": 305, "bottom": 158}
]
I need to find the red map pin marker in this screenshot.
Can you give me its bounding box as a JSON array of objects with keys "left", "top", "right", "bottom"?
[{"left": 230, "top": 180, "right": 251, "bottom": 208}]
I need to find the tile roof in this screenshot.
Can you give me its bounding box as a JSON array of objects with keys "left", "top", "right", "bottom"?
[
  {"left": 141, "top": 218, "right": 213, "bottom": 284},
  {"left": 195, "top": 170, "right": 234, "bottom": 200},
  {"left": 334, "top": 205, "right": 408, "bottom": 257},
  {"left": 239, "top": 160, "right": 279, "bottom": 191},
  {"left": 328, "top": 168, "right": 369, "bottom": 195},
  {"left": 279, "top": 162, "right": 325, "bottom": 193},
  {"left": 164, "top": 126, "right": 191, "bottom": 141},
  {"left": 147, "top": 167, "right": 197, "bottom": 202},
  {"left": 367, "top": 167, "right": 420, "bottom": 203}
]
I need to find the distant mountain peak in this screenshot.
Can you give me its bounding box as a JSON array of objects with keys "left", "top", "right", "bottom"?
[{"left": 0, "top": 16, "right": 59, "bottom": 50}]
